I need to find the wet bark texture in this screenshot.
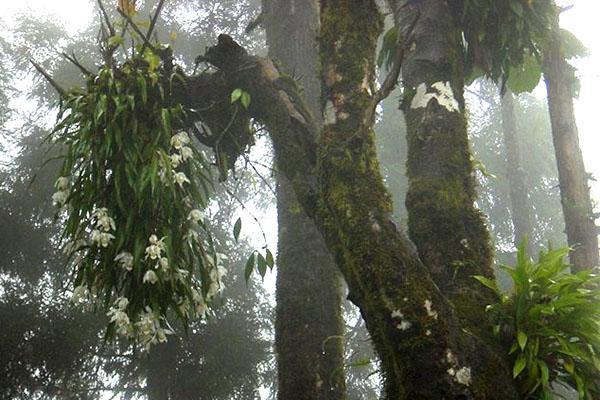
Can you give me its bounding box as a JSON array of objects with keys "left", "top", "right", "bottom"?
[
  {"left": 390, "top": 0, "right": 497, "bottom": 340},
  {"left": 264, "top": 1, "right": 346, "bottom": 398},
  {"left": 500, "top": 91, "right": 533, "bottom": 254},
  {"left": 182, "top": 3, "right": 519, "bottom": 395},
  {"left": 543, "top": 19, "right": 598, "bottom": 272}
]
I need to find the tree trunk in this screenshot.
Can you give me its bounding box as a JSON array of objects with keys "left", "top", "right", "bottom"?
[
  {"left": 500, "top": 90, "right": 533, "bottom": 254},
  {"left": 146, "top": 340, "right": 177, "bottom": 400},
  {"left": 182, "top": 3, "right": 519, "bottom": 394},
  {"left": 263, "top": 1, "right": 346, "bottom": 399},
  {"left": 391, "top": 0, "right": 496, "bottom": 339},
  {"left": 543, "top": 18, "right": 598, "bottom": 272}
]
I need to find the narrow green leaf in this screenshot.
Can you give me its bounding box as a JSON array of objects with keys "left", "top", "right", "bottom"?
[
  {"left": 265, "top": 249, "right": 275, "bottom": 268},
  {"left": 518, "top": 331, "right": 528, "bottom": 351},
  {"left": 473, "top": 275, "right": 500, "bottom": 294},
  {"left": 230, "top": 88, "right": 243, "bottom": 104},
  {"left": 539, "top": 361, "right": 549, "bottom": 386},
  {"left": 240, "top": 91, "right": 251, "bottom": 109},
  {"left": 233, "top": 218, "right": 242, "bottom": 242},
  {"left": 257, "top": 253, "right": 267, "bottom": 278},
  {"left": 107, "top": 34, "right": 124, "bottom": 48},
  {"left": 244, "top": 253, "right": 256, "bottom": 282},
  {"left": 161, "top": 108, "right": 172, "bottom": 135},
  {"left": 137, "top": 76, "right": 147, "bottom": 104},
  {"left": 513, "top": 354, "right": 527, "bottom": 378},
  {"left": 507, "top": 54, "right": 542, "bottom": 94}
]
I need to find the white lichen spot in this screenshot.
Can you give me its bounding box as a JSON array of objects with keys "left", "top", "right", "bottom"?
[
  {"left": 391, "top": 309, "right": 411, "bottom": 331},
  {"left": 324, "top": 100, "right": 337, "bottom": 125},
  {"left": 410, "top": 83, "right": 432, "bottom": 109},
  {"left": 371, "top": 221, "right": 381, "bottom": 232},
  {"left": 446, "top": 349, "right": 458, "bottom": 365},
  {"left": 430, "top": 81, "right": 460, "bottom": 112},
  {"left": 397, "top": 320, "right": 412, "bottom": 331},
  {"left": 337, "top": 111, "right": 350, "bottom": 120},
  {"left": 455, "top": 367, "right": 472, "bottom": 387},
  {"left": 424, "top": 299, "right": 438, "bottom": 320},
  {"left": 445, "top": 349, "right": 471, "bottom": 387},
  {"left": 410, "top": 81, "right": 460, "bottom": 113}
]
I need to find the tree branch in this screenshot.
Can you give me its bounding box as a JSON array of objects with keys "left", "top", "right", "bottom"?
[
  {"left": 30, "top": 60, "right": 65, "bottom": 97},
  {"left": 366, "top": 13, "right": 420, "bottom": 124}
]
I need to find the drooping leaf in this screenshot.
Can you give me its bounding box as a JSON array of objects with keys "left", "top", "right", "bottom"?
[
  {"left": 233, "top": 217, "right": 242, "bottom": 242},
  {"left": 244, "top": 252, "right": 256, "bottom": 282},
  {"left": 230, "top": 88, "right": 243, "bottom": 104},
  {"left": 513, "top": 354, "right": 527, "bottom": 378},
  {"left": 507, "top": 54, "right": 542, "bottom": 94}
]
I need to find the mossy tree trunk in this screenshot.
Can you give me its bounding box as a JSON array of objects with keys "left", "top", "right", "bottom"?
[
  {"left": 263, "top": 1, "right": 346, "bottom": 398},
  {"left": 389, "top": 0, "right": 497, "bottom": 339},
  {"left": 181, "top": 1, "right": 519, "bottom": 396},
  {"left": 500, "top": 90, "right": 534, "bottom": 254},
  {"left": 543, "top": 18, "right": 598, "bottom": 272}
]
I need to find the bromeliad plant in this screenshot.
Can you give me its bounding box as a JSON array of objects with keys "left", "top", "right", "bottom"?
[
  {"left": 47, "top": 17, "right": 226, "bottom": 350},
  {"left": 475, "top": 244, "right": 600, "bottom": 399}
]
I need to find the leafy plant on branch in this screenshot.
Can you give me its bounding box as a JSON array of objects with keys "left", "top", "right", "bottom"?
[
  {"left": 44, "top": 6, "right": 233, "bottom": 351},
  {"left": 475, "top": 245, "right": 600, "bottom": 399}
]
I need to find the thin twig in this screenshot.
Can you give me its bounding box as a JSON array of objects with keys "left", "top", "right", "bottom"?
[
  {"left": 96, "top": 0, "right": 115, "bottom": 36},
  {"left": 222, "top": 184, "right": 269, "bottom": 247},
  {"left": 30, "top": 60, "right": 66, "bottom": 97},
  {"left": 144, "top": 0, "right": 167, "bottom": 50},
  {"left": 61, "top": 52, "right": 93, "bottom": 76},
  {"left": 365, "top": 13, "right": 420, "bottom": 123},
  {"left": 241, "top": 152, "right": 276, "bottom": 197},
  {"left": 117, "top": 8, "right": 157, "bottom": 53}
]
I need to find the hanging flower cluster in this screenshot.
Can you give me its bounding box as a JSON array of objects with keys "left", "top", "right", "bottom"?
[{"left": 50, "top": 43, "right": 226, "bottom": 350}]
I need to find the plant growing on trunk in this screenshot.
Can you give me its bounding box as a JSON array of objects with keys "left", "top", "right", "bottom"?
[{"left": 36, "top": 0, "right": 595, "bottom": 398}]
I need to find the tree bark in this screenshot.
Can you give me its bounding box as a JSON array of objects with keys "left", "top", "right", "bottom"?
[
  {"left": 181, "top": 2, "right": 519, "bottom": 394},
  {"left": 390, "top": 0, "right": 497, "bottom": 341},
  {"left": 263, "top": 1, "right": 346, "bottom": 398},
  {"left": 543, "top": 18, "right": 598, "bottom": 272},
  {"left": 500, "top": 90, "right": 534, "bottom": 254},
  {"left": 146, "top": 340, "right": 177, "bottom": 400}
]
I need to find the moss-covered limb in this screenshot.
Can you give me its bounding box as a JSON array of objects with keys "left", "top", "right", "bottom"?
[
  {"left": 387, "top": 0, "right": 499, "bottom": 340},
  {"left": 264, "top": 0, "right": 347, "bottom": 398},
  {"left": 543, "top": 17, "right": 599, "bottom": 272},
  {"left": 317, "top": 2, "right": 518, "bottom": 398},
  {"left": 184, "top": 33, "right": 517, "bottom": 398}
]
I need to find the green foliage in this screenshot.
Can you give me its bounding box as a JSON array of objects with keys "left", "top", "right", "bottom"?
[
  {"left": 457, "top": 0, "right": 554, "bottom": 84},
  {"left": 507, "top": 53, "right": 542, "bottom": 94},
  {"left": 48, "top": 33, "right": 226, "bottom": 349},
  {"left": 230, "top": 87, "right": 251, "bottom": 109},
  {"left": 559, "top": 28, "right": 589, "bottom": 60},
  {"left": 475, "top": 244, "right": 600, "bottom": 399},
  {"left": 377, "top": 26, "right": 397, "bottom": 73},
  {"left": 244, "top": 248, "right": 274, "bottom": 281}
]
